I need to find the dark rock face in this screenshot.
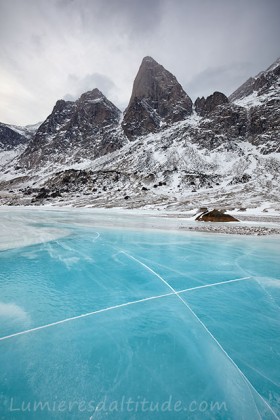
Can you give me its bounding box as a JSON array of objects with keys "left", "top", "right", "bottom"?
[
  {"left": 229, "top": 57, "right": 280, "bottom": 102},
  {"left": 19, "top": 89, "right": 124, "bottom": 168},
  {"left": 230, "top": 173, "right": 251, "bottom": 185},
  {"left": 191, "top": 61, "right": 279, "bottom": 154},
  {"left": 225, "top": 57, "right": 280, "bottom": 153},
  {"left": 246, "top": 100, "right": 280, "bottom": 153},
  {"left": 0, "top": 124, "right": 29, "bottom": 150},
  {"left": 189, "top": 103, "right": 248, "bottom": 150},
  {"left": 227, "top": 58, "right": 280, "bottom": 154},
  {"left": 122, "top": 56, "right": 193, "bottom": 139},
  {"left": 33, "top": 88, "right": 120, "bottom": 143},
  {"left": 196, "top": 209, "right": 239, "bottom": 222},
  {"left": 194, "top": 92, "right": 228, "bottom": 116},
  {"left": 122, "top": 98, "right": 161, "bottom": 138},
  {"left": 34, "top": 99, "right": 74, "bottom": 139}
]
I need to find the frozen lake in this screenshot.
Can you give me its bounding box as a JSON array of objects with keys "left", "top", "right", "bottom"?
[{"left": 0, "top": 209, "right": 280, "bottom": 419}]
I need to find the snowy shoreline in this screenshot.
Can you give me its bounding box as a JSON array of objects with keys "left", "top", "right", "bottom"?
[
  {"left": 0, "top": 205, "right": 280, "bottom": 252},
  {"left": 180, "top": 224, "right": 280, "bottom": 236}
]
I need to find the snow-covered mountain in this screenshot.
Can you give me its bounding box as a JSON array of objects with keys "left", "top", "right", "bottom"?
[
  {"left": 19, "top": 88, "right": 126, "bottom": 169},
  {"left": 0, "top": 121, "right": 41, "bottom": 150},
  {"left": 0, "top": 56, "right": 279, "bottom": 210},
  {"left": 0, "top": 121, "right": 42, "bottom": 177}
]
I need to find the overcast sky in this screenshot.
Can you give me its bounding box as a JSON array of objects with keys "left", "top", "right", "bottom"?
[{"left": 0, "top": 0, "right": 279, "bottom": 126}]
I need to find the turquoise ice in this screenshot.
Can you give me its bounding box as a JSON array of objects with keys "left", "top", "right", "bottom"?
[{"left": 0, "top": 213, "right": 279, "bottom": 419}]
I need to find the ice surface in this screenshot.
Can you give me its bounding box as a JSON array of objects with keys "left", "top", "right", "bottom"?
[
  {"left": 0, "top": 209, "right": 280, "bottom": 418},
  {"left": 0, "top": 208, "right": 70, "bottom": 250}
]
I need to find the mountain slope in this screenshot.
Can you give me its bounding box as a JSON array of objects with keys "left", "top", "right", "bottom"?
[
  {"left": 229, "top": 57, "right": 280, "bottom": 103},
  {"left": 17, "top": 118, "right": 276, "bottom": 209},
  {"left": 0, "top": 123, "right": 30, "bottom": 151},
  {"left": 229, "top": 57, "right": 280, "bottom": 154},
  {"left": 0, "top": 122, "right": 41, "bottom": 175},
  {"left": 0, "top": 56, "right": 279, "bottom": 210}
]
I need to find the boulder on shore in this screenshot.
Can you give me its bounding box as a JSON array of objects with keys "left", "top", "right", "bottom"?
[{"left": 196, "top": 209, "right": 239, "bottom": 222}]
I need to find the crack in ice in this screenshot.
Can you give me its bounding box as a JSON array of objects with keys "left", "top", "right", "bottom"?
[
  {"left": 0, "top": 273, "right": 254, "bottom": 344},
  {"left": 122, "top": 251, "right": 279, "bottom": 420},
  {"left": 177, "top": 276, "right": 253, "bottom": 293},
  {"left": 0, "top": 292, "right": 174, "bottom": 342},
  {"left": 0, "top": 250, "right": 278, "bottom": 418}
]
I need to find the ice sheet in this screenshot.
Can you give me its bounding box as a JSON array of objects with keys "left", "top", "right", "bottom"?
[
  {"left": 0, "top": 209, "right": 280, "bottom": 418},
  {"left": 0, "top": 209, "right": 71, "bottom": 250}
]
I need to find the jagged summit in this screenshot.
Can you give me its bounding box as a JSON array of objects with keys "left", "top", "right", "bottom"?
[
  {"left": 127, "top": 56, "right": 181, "bottom": 106},
  {"left": 194, "top": 92, "right": 228, "bottom": 116},
  {"left": 227, "top": 56, "right": 280, "bottom": 153},
  {"left": 229, "top": 56, "right": 280, "bottom": 102},
  {"left": 141, "top": 56, "right": 157, "bottom": 64},
  {"left": 122, "top": 56, "right": 193, "bottom": 138},
  {"left": 75, "top": 88, "right": 121, "bottom": 125},
  {"left": 79, "top": 88, "right": 105, "bottom": 102},
  {"left": 18, "top": 88, "right": 123, "bottom": 167}
]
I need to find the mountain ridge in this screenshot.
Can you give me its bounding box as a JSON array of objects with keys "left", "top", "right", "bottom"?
[{"left": 0, "top": 56, "right": 279, "bottom": 210}]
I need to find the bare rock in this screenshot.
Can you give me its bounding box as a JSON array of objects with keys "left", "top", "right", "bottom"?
[
  {"left": 194, "top": 91, "right": 228, "bottom": 116},
  {"left": 19, "top": 89, "right": 124, "bottom": 168},
  {"left": 196, "top": 209, "right": 239, "bottom": 222},
  {"left": 122, "top": 56, "right": 193, "bottom": 139}
]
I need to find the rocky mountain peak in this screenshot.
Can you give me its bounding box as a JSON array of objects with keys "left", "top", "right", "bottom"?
[
  {"left": 75, "top": 88, "right": 121, "bottom": 126},
  {"left": 126, "top": 56, "right": 175, "bottom": 106},
  {"left": 78, "top": 88, "right": 104, "bottom": 103},
  {"left": 142, "top": 56, "right": 157, "bottom": 63},
  {"left": 18, "top": 88, "right": 123, "bottom": 168},
  {"left": 195, "top": 91, "right": 228, "bottom": 116},
  {"left": 122, "top": 56, "right": 193, "bottom": 139}
]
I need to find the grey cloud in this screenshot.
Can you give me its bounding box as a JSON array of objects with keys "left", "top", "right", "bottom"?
[
  {"left": 95, "top": 0, "right": 164, "bottom": 35},
  {"left": 56, "top": 0, "right": 164, "bottom": 37},
  {"left": 64, "top": 73, "right": 116, "bottom": 101},
  {"left": 0, "top": 0, "right": 279, "bottom": 124},
  {"left": 30, "top": 34, "right": 46, "bottom": 53},
  {"left": 186, "top": 62, "right": 254, "bottom": 100}
]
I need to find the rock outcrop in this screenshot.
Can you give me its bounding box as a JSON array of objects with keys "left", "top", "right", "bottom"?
[
  {"left": 189, "top": 103, "right": 248, "bottom": 150},
  {"left": 196, "top": 209, "right": 239, "bottom": 222},
  {"left": 122, "top": 56, "right": 193, "bottom": 139},
  {"left": 194, "top": 92, "right": 228, "bottom": 116}
]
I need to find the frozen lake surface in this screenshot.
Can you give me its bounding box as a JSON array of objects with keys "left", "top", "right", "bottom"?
[{"left": 0, "top": 209, "right": 280, "bottom": 419}]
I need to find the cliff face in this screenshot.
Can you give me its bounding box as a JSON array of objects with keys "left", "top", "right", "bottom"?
[{"left": 122, "top": 56, "right": 193, "bottom": 139}]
